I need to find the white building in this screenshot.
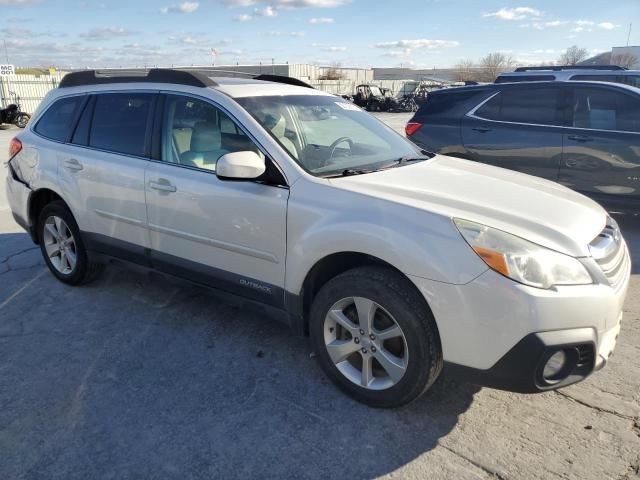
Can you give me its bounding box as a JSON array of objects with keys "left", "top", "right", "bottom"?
[{"left": 611, "top": 46, "right": 640, "bottom": 69}]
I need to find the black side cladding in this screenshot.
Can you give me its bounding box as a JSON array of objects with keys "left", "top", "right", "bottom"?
[{"left": 59, "top": 69, "right": 217, "bottom": 89}]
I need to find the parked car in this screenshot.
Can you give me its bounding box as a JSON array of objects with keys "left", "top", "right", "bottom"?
[
  {"left": 495, "top": 65, "right": 640, "bottom": 88},
  {"left": 406, "top": 80, "right": 640, "bottom": 213},
  {"left": 6, "top": 69, "right": 630, "bottom": 407}
]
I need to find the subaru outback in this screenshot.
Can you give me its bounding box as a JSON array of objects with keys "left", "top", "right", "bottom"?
[{"left": 5, "top": 69, "right": 630, "bottom": 407}]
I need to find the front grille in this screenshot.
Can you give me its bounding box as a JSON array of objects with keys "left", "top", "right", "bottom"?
[{"left": 589, "top": 217, "right": 629, "bottom": 289}]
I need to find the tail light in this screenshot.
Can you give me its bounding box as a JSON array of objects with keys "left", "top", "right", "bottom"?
[
  {"left": 9, "top": 137, "right": 22, "bottom": 160},
  {"left": 405, "top": 122, "right": 423, "bottom": 137}
]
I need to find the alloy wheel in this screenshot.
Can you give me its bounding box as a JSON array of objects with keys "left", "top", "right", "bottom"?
[
  {"left": 43, "top": 215, "right": 77, "bottom": 275},
  {"left": 323, "top": 296, "right": 408, "bottom": 390}
]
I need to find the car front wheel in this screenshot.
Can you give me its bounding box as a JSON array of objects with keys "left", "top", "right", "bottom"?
[{"left": 310, "top": 266, "right": 442, "bottom": 408}]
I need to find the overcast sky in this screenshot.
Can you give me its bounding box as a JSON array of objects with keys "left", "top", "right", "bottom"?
[{"left": 0, "top": 0, "right": 638, "bottom": 69}]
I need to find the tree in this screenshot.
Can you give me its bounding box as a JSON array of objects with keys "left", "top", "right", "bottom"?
[
  {"left": 558, "top": 45, "right": 588, "bottom": 65},
  {"left": 453, "top": 59, "right": 476, "bottom": 82},
  {"left": 611, "top": 52, "right": 638, "bottom": 69},
  {"left": 478, "top": 52, "right": 515, "bottom": 82},
  {"left": 318, "top": 64, "right": 346, "bottom": 80}
]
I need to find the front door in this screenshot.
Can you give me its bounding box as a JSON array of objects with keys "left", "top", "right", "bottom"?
[
  {"left": 462, "top": 84, "right": 565, "bottom": 181},
  {"left": 560, "top": 85, "right": 640, "bottom": 207},
  {"left": 144, "top": 94, "right": 289, "bottom": 307}
]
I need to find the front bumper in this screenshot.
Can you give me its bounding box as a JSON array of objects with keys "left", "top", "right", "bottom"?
[
  {"left": 444, "top": 322, "right": 620, "bottom": 393},
  {"left": 409, "top": 260, "right": 629, "bottom": 392}
]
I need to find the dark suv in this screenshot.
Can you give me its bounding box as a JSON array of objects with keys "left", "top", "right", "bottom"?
[{"left": 406, "top": 81, "right": 640, "bottom": 212}]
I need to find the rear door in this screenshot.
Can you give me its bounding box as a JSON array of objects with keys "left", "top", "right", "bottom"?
[
  {"left": 461, "top": 84, "right": 565, "bottom": 180},
  {"left": 59, "top": 91, "right": 156, "bottom": 258},
  {"left": 559, "top": 84, "right": 640, "bottom": 206}
]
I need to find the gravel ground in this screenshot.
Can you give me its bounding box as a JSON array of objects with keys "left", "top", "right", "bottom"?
[{"left": 1, "top": 119, "right": 639, "bottom": 480}]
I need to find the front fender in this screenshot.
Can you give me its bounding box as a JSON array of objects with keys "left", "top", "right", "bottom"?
[{"left": 284, "top": 179, "right": 487, "bottom": 294}]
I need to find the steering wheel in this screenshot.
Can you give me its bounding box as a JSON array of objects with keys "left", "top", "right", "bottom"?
[{"left": 327, "top": 137, "right": 354, "bottom": 165}]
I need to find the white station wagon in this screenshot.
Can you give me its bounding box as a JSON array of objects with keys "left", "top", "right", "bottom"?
[{"left": 6, "top": 69, "right": 630, "bottom": 407}]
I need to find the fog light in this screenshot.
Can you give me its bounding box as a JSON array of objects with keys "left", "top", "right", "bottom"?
[{"left": 543, "top": 350, "right": 567, "bottom": 381}]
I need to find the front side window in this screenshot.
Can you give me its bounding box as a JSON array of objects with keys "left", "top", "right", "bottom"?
[
  {"left": 35, "top": 95, "right": 85, "bottom": 142},
  {"left": 237, "top": 95, "right": 423, "bottom": 176},
  {"left": 571, "top": 87, "right": 640, "bottom": 133},
  {"left": 161, "top": 95, "right": 263, "bottom": 172},
  {"left": 89, "top": 93, "right": 154, "bottom": 157},
  {"left": 475, "top": 87, "right": 562, "bottom": 126}
]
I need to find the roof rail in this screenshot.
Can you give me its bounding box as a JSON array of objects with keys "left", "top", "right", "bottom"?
[
  {"left": 58, "top": 68, "right": 315, "bottom": 90},
  {"left": 59, "top": 68, "right": 217, "bottom": 88},
  {"left": 513, "top": 65, "right": 627, "bottom": 72},
  {"left": 253, "top": 74, "right": 314, "bottom": 89},
  {"left": 183, "top": 68, "right": 314, "bottom": 88}
]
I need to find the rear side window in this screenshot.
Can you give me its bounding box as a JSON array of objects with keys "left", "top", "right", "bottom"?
[
  {"left": 475, "top": 87, "right": 563, "bottom": 126},
  {"left": 35, "top": 96, "right": 85, "bottom": 142},
  {"left": 571, "top": 87, "right": 640, "bottom": 133},
  {"left": 495, "top": 75, "right": 555, "bottom": 83},
  {"left": 417, "top": 90, "right": 486, "bottom": 116},
  {"left": 570, "top": 74, "right": 640, "bottom": 88},
  {"left": 89, "top": 93, "right": 154, "bottom": 156}
]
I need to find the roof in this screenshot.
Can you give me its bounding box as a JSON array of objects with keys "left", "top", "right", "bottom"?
[{"left": 429, "top": 80, "right": 640, "bottom": 95}]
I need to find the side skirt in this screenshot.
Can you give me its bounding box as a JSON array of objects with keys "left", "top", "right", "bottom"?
[{"left": 82, "top": 232, "right": 303, "bottom": 329}]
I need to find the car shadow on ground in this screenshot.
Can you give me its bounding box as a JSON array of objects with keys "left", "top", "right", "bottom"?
[{"left": 0, "top": 232, "right": 479, "bottom": 479}]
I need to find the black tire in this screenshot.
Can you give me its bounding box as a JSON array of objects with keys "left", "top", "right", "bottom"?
[
  {"left": 15, "top": 113, "right": 30, "bottom": 129},
  {"left": 310, "top": 266, "right": 443, "bottom": 408},
  {"left": 37, "top": 200, "right": 102, "bottom": 285}
]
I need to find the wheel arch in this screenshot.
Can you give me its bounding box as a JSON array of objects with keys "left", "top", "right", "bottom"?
[
  {"left": 27, "top": 188, "right": 68, "bottom": 243},
  {"left": 293, "top": 251, "right": 437, "bottom": 338}
]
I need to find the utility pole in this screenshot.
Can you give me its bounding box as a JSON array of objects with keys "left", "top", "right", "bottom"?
[{"left": 627, "top": 23, "right": 632, "bottom": 47}]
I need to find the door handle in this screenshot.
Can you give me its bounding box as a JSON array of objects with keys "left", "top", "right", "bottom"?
[
  {"left": 63, "top": 158, "right": 83, "bottom": 171},
  {"left": 472, "top": 127, "right": 492, "bottom": 133},
  {"left": 567, "top": 134, "right": 592, "bottom": 143},
  {"left": 149, "top": 179, "right": 177, "bottom": 193}
]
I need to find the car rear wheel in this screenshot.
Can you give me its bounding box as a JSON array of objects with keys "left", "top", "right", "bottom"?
[
  {"left": 38, "top": 201, "right": 102, "bottom": 285},
  {"left": 310, "top": 266, "right": 442, "bottom": 408}
]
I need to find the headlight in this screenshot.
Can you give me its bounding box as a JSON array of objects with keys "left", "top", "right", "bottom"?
[{"left": 454, "top": 218, "right": 592, "bottom": 289}]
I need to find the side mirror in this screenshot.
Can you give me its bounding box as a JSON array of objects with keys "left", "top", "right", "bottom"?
[{"left": 216, "top": 151, "right": 266, "bottom": 180}]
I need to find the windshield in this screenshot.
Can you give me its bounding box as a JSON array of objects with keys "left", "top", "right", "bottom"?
[
  {"left": 237, "top": 95, "right": 426, "bottom": 176},
  {"left": 369, "top": 86, "right": 383, "bottom": 96}
]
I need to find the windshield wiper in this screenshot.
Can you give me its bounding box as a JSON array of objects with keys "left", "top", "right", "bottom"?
[
  {"left": 321, "top": 153, "right": 434, "bottom": 178},
  {"left": 393, "top": 154, "right": 432, "bottom": 166},
  {"left": 370, "top": 154, "right": 432, "bottom": 172},
  {"left": 322, "top": 168, "right": 373, "bottom": 178}
]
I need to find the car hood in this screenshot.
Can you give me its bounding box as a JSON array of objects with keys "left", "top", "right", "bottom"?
[{"left": 329, "top": 155, "right": 607, "bottom": 257}]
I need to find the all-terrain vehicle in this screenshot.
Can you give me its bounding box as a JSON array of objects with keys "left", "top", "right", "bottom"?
[{"left": 352, "top": 84, "right": 398, "bottom": 112}]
